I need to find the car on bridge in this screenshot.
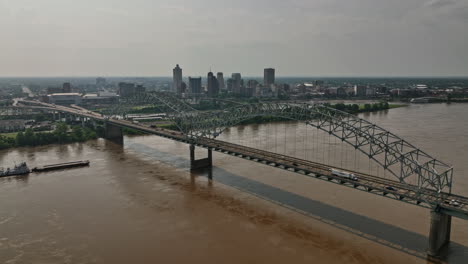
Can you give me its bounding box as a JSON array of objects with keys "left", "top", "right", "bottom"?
[{"left": 447, "top": 199, "right": 461, "bottom": 207}]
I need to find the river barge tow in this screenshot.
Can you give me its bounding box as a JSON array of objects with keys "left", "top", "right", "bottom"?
[{"left": 32, "top": 160, "right": 90, "bottom": 172}]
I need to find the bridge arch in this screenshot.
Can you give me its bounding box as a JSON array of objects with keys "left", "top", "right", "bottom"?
[{"left": 179, "top": 102, "right": 453, "bottom": 193}]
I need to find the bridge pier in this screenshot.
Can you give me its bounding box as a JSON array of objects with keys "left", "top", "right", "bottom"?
[
  {"left": 190, "top": 145, "right": 212, "bottom": 170},
  {"left": 105, "top": 122, "right": 123, "bottom": 144},
  {"left": 427, "top": 209, "right": 452, "bottom": 258}
]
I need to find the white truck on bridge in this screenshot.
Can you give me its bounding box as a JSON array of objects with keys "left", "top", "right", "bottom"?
[{"left": 331, "top": 169, "right": 358, "bottom": 181}]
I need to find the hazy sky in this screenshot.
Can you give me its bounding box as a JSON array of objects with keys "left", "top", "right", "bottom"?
[{"left": 1, "top": 0, "right": 467, "bottom": 77}]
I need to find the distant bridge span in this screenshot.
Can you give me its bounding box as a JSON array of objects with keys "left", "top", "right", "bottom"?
[{"left": 13, "top": 94, "right": 468, "bottom": 257}]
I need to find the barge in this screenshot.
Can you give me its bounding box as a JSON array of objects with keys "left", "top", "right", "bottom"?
[{"left": 32, "top": 160, "right": 90, "bottom": 172}]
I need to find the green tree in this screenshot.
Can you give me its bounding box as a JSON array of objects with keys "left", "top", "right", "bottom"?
[
  {"left": 364, "top": 104, "right": 372, "bottom": 111},
  {"left": 54, "top": 123, "right": 69, "bottom": 143},
  {"left": 72, "top": 126, "right": 85, "bottom": 142},
  {"left": 24, "top": 128, "right": 36, "bottom": 146},
  {"left": 16, "top": 132, "right": 26, "bottom": 146}
]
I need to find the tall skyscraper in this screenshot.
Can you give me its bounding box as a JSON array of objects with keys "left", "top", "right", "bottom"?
[
  {"left": 207, "top": 72, "right": 219, "bottom": 97},
  {"left": 172, "top": 64, "right": 183, "bottom": 94},
  {"left": 216, "top": 72, "right": 225, "bottom": 90},
  {"left": 189, "top": 77, "right": 202, "bottom": 94},
  {"left": 264, "top": 68, "right": 275, "bottom": 87},
  {"left": 231, "top": 73, "right": 242, "bottom": 94}
]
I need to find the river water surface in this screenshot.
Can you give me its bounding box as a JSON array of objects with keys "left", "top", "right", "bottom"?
[{"left": 0, "top": 103, "right": 467, "bottom": 263}]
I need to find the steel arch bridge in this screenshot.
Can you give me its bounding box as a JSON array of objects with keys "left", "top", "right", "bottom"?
[
  {"left": 10, "top": 94, "right": 466, "bottom": 257},
  {"left": 105, "top": 92, "right": 453, "bottom": 194}
]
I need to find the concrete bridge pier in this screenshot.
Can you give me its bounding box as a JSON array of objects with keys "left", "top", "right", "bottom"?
[
  {"left": 190, "top": 145, "right": 212, "bottom": 170},
  {"left": 427, "top": 209, "right": 452, "bottom": 258},
  {"left": 105, "top": 122, "right": 123, "bottom": 144}
]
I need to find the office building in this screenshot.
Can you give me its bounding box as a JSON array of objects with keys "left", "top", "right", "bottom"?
[
  {"left": 119, "top": 82, "right": 136, "bottom": 97},
  {"left": 226, "top": 78, "right": 233, "bottom": 91},
  {"left": 354, "top": 85, "right": 367, "bottom": 97},
  {"left": 189, "top": 77, "right": 202, "bottom": 94},
  {"left": 231, "top": 73, "right": 242, "bottom": 94},
  {"left": 207, "top": 72, "right": 219, "bottom": 97},
  {"left": 135, "top": 84, "right": 146, "bottom": 94},
  {"left": 181, "top": 82, "right": 187, "bottom": 94},
  {"left": 264, "top": 68, "right": 275, "bottom": 87},
  {"left": 62, "top": 82, "right": 71, "bottom": 93},
  {"left": 247, "top": 80, "right": 259, "bottom": 89},
  {"left": 173, "top": 64, "right": 183, "bottom": 94},
  {"left": 217, "top": 72, "right": 225, "bottom": 90}
]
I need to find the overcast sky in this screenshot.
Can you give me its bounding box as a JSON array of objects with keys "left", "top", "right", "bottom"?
[{"left": 0, "top": 0, "right": 467, "bottom": 77}]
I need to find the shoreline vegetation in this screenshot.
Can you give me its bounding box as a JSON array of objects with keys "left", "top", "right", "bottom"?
[
  {"left": 0, "top": 102, "right": 405, "bottom": 150},
  {"left": 0, "top": 123, "right": 100, "bottom": 150}
]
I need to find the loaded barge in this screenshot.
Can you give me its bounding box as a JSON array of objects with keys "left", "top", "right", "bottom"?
[{"left": 32, "top": 160, "right": 90, "bottom": 172}]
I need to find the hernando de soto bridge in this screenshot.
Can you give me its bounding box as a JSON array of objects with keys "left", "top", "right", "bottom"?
[{"left": 12, "top": 92, "right": 468, "bottom": 258}]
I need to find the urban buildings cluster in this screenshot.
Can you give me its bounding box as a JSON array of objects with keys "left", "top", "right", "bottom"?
[
  {"left": 172, "top": 64, "right": 281, "bottom": 98},
  {"left": 7, "top": 67, "right": 464, "bottom": 109}
]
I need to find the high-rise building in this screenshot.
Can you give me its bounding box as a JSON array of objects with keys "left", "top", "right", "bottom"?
[
  {"left": 181, "top": 82, "right": 187, "bottom": 94},
  {"left": 118, "top": 82, "right": 136, "bottom": 97},
  {"left": 62, "top": 82, "right": 71, "bottom": 93},
  {"left": 189, "top": 77, "right": 202, "bottom": 94},
  {"left": 247, "top": 80, "right": 258, "bottom": 89},
  {"left": 231, "top": 73, "right": 242, "bottom": 94},
  {"left": 226, "top": 78, "right": 233, "bottom": 91},
  {"left": 135, "top": 84, "right": 146, "bottom": 93},
  {"left": 216, "top": 72, "right": 225, "bottom": 90},
  {"left": 264, "top": 68, "right": 275, "bottom": 87},
  {"left": 173, "top": 64, "right": 183, "bottom": 94},
  {"left": 207, "top": 72, "right": 219, "bottom": 97}
]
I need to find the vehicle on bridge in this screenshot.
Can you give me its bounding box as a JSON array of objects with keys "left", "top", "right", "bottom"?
[{"left": 331, "top": 169, "right": 358, "bottom": 181}]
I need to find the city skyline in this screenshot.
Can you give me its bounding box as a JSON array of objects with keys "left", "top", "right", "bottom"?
[{"left": 1, "top": 0, "right": 467, "bottom": 77}]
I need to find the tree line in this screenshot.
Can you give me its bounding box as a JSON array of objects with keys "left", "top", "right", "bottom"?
[
  {"left": 325, "top": 102, "right": 390, "bottom": 114},
  {"left": 0, "top": 123, "right": 99, "bottom": 150}
]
